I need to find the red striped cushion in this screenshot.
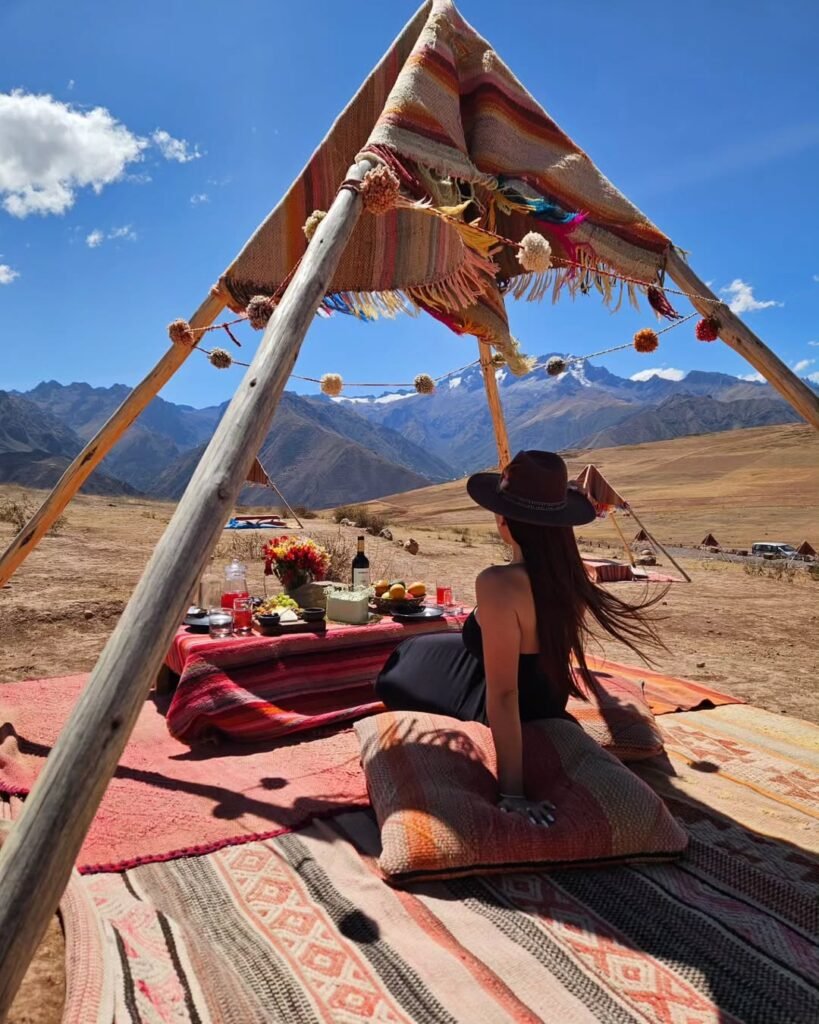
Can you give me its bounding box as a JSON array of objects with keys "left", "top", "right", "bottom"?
[{"left": 356, "top": 711, "right": 687, "bottom": 885}]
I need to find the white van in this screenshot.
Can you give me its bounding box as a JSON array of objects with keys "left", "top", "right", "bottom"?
[{"left": 751, "top": 542, "right": 797, "bottom": 559}]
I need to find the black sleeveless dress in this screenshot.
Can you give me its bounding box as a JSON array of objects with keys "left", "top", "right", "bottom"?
[{"left": 374, "top": 610, "right": 570, "bottom": 724}]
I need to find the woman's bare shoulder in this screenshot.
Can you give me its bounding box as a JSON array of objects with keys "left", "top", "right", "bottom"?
[{"left": 476, "top": 563, "right": 528, "bottom": 594}]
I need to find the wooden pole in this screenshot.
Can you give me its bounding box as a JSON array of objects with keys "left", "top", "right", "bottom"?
[
  {"left": 0, "top": 290, "right": 226, "bottom": 589},
  {"left": 624, "top": 504, "right": 692, "bottom": 583},
  {"left": 665, "top": 249, "right": 819, "bottom": 429},
  {"left": 0, "top": 158, "right": 374, "bottom": 1020},
  {"left": 269, "top": 479, "right": 304, "bottom": 529},
  {"left": 609, "top": 510, "right": 636, "bottom": 567},
  {"left": 478, "top": 343, "right": 512, "bottom": 469}
]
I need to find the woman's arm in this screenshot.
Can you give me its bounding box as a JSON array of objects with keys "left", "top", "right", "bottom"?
[{"left": 475, "top": 568, "right": 524, "bottom": 795}]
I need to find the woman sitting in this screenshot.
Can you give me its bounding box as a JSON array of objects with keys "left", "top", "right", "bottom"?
[{"left": 375, "top": 450, "right": 663, "bottom": 826}]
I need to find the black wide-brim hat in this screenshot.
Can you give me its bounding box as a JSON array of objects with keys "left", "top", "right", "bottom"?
[{"left": 466, "top": 450, "right": 596, "bottom": 527}]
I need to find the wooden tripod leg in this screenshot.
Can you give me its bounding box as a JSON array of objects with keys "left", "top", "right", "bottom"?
[
  {"left": 665, "top": 249, "right": 819, "bottom": 429},
  {"left": 0, "top": 158, "right": 375, "bottom": 1020},
  {"left": 0, "top": 290, "right": 226, "bottom": 588},
  {"left": 270, "top": 481, "right": 304, "bottom": 529},
  {"left": 610, "top": 510, "right": 636, "bottom": 567},
  {"left": 625, "top": 504, "right": 691, "bottom": 583},
  {"left": 479, "top": 342, "right": 511, "bottom": 469}
]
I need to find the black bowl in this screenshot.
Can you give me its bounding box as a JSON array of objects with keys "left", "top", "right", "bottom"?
[
  {"left": 255, "top": 612, "right": 281, "bottom": 626},
  {"left": 300, "top": 607, "right": 326, "bottom": 622}
]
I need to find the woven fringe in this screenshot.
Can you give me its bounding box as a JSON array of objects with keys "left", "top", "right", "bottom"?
[
  {"left": 334, "top": 288, "right": 418, "bottom": 320},
  {"left": 509, "top": 254, "right": 651, "bottom": 314},
  {"left": 407, "top": 243, "right": 498, "bottom": 313}
]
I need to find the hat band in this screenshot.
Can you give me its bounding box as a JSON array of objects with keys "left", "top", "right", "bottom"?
[{"left": 496, "top": 487, "right": 568, "bottom": 512}]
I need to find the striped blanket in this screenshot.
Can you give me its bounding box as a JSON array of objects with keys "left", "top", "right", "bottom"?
[
  {"left": 63, "top": 703, "right": 819, "bottom": 1023},
  {"left": 220, "top": 0, "right": 670, "bottom": 332},
  {"left": 166, "top": 616, "right": 467, "bottom": 743}
]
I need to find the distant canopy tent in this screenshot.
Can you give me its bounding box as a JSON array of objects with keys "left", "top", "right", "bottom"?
[
  {"left": 701, "top": 533, "right": 720, "bottom": 548},
  {"left": 574, "top": 463, "right": 690, "bottom": 583},
  {"left": 244, "top": 457, "right": 303, "bottom": 529},
  {"left": 574, "top": 465, "right": 629, "bottom": 518},
  {"left": 633, "top": 528, "right": 650, "bottom": 543},
  {"left": 796, "top": 540, "right": 816, "bottom": 557}
]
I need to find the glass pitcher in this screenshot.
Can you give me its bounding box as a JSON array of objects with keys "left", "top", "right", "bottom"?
[{"left": 221, "top": 557, "right": 249, "bottom": 609}]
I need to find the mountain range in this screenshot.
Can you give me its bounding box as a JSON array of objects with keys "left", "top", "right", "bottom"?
[{"left": 2, "top": 358, "right": 810, "bottom": 506}]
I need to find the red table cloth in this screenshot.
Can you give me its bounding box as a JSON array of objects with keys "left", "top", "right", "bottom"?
[{"left": 165, "top": 615, "right": 467, "bottom": 744}]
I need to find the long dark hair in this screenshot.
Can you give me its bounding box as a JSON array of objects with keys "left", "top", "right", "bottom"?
[{"left": 505, "top": 517, "right": 667, "bottom": 702}]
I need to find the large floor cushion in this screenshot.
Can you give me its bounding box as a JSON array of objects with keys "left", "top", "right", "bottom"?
[
  {"left": 568, "top": 670, "right": 664, "bottom": 761},
  {"left": 355, "top": 711, "right": 687, "bottom": 885}
]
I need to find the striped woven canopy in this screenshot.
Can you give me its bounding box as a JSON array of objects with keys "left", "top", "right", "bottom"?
[
  {"left": 219, "top": 0, "right": 670, "bottom": 349},
  {"left": 576, "top": 464, "right": 628, "bottom": 515}
]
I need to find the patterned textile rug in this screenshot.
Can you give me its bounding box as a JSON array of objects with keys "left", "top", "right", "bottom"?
[
  {"left": 56, "top": 704, "right": 817, "bottom": 1024},
  {"left": 0, "top": 675, "right": 367, "bottom": 872}
]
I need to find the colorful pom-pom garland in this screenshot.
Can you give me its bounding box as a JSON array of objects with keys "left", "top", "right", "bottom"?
[
  {"left": 168, "top": 318, "right": 195, "bottom": 347},
  {"left": 546, "top": 356, "right": 567, "bottom": 377},
  {"left": 360, "top": 164, "right": 401, "bottom": 215},
  {"left": 414, "top": 373, "right": 435, "bottom": 395},
  {"left": 320, "top": 373, "right": 343, "bottom": 397},
  {"left": 517, "top": 231, "right": 553, "bottom": 273},
  {"left": 633, "top": 328, "right": 659, "bottom": 353},
  {"left": 246, "top": 295, "right": 276, "bottom": 331},
  {"left": 209, "top": 348, "right": 232, "bottom": 370},
  {"left": 695, "top": 316, "right": 720, "bottom": 342},
  {"left": 303, "top": 209, "right": 327, "bottom": 241}
]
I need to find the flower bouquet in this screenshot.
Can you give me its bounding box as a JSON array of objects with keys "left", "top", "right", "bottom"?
[{"left": 262, "top": 535, "right": 330, "bottom": 594}]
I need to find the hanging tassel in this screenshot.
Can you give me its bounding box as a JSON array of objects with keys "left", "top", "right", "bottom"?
[
  {"left": 546, "top": 356, "right": 567, "bottom": 377},
  {"left": 695, "top": 316, "right": 720, "bottom": 342},
  {"left": 414, "top": 373, "right": 435, "bottom": 394},
  {"left": 647, "top": 285, "right": 683, "bottom": 320},
  {"left": 320, "top": 373, "right": 343, "bottom": 397},
  {"left": 633, "top": 328, "right": 659, "bottom": 353},
  {"left": 208, "top": 348, "right": 232, "bottom": 369}
]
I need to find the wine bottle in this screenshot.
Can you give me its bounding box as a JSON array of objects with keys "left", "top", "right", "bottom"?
[{"left": 351, "top": 535, "right": 370, "bottom": 588}]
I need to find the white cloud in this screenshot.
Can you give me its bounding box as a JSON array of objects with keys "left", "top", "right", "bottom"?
[
  {"left": 0, "top": 91, "right": 203, "bottom": 218},
  {"left": 0, "top": 263, "right": 19, "bottom": 284},
  {"left": 808, "top": 340, "right": 819, "bottom": 347},
  {"left": 720, "top": 278, "right": 782, "bottom": 314},
  {"left": 807, "top": 371, "right": 819, "bottom": 383},
  {"left": 630, "top": 368, "right": 687, "bottom": 382},
  {"left": 0, "top": 90, "right": 148, "bottom": 217},
  {"left": 109, "top": 224, "right": 136, "bottom": 241},
  {"left": 813, "top": 274, "right": 819, "bottom": 283},
  {"left": 67, "top": 79, "right": 75, "bottom": 91},
  {"left": 152, "top": 129, "right": 201, "bottom": 163},
  {"left": 793, "top": 358, "right": 815, "bottom": 374},
  {"left": 190, "top": 192, "right": 209, "bottom": 205},
  {"left": 86, "top": 225, "right": 136, "bottom": 247},
  {"left": 738, "top": 372, "right": 765, "bottom": 383}
]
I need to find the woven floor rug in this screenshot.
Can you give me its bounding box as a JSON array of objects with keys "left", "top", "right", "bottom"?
[
  {"left": 0, "top": 675, "right": 367, "bottom": 872},
  {"left": 63, "top": 703, "right": 819, "bottom": 1023}
]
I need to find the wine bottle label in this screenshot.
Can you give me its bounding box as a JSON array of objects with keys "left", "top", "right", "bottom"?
[{"left": 352, "top": 568, "right": 370, "bottom": 588}]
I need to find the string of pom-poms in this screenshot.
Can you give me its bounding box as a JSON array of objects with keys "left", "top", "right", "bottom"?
[{"left": 194, "top": 310, "right": 696, "bottom": 391}]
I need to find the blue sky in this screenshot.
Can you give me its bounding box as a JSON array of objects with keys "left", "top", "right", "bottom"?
[{"left": 1, "top": 0, "right": 818, "bottom": 407}]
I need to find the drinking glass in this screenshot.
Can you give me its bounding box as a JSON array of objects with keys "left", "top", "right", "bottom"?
[
  {"left": 233, "top": 597, "right": 253, "bottom": 636},
  {"left": 436, "top": 584, "right": 452, "bottom": 608},
  {"left": 208, "top": 607, "right": 233, "bottom": 639}
]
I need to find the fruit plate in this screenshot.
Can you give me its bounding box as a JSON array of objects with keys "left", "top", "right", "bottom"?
[{"left": 371, "top": 595, "right": 425, "bottom": 615}]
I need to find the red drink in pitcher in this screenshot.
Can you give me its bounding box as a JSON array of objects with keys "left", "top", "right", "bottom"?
[{"left": 221, "top": 589, "right": 249, "bottom": 610}]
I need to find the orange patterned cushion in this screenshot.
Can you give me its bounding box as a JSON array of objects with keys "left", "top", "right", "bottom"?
[
  {"left": 355, "top": 711, "right": 687, "bottom": 885},
  {"left": 569, "top": 671, "right": 664, "bottom": 761}
]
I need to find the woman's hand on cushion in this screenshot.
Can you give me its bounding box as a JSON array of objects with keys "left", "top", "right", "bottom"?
[{"left": 498, "top": 795, "right": 555, "bottom": 826}]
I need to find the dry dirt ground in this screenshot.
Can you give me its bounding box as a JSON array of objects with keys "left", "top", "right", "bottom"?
[{"left": 1, "top": 423, "right": 818, "bottom": 1022}]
